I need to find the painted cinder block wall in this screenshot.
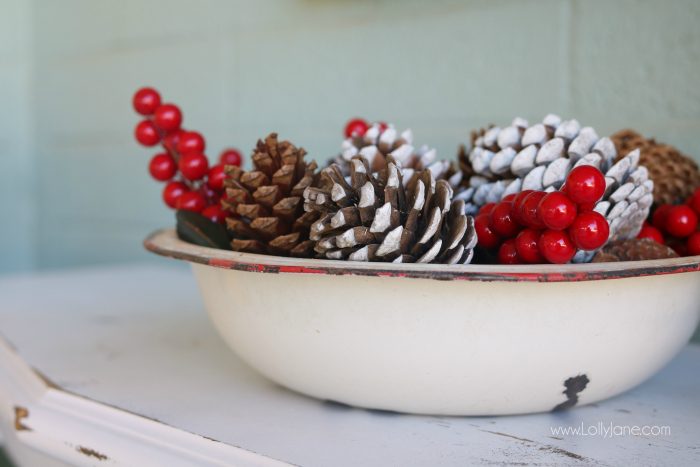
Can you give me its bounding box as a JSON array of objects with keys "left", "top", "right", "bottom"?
[
  {"left": 0, "top": 0, "right": 34, "bottom": 273},
  {"left": 2, "top": 0, "right": 700, "bottom": 273}
]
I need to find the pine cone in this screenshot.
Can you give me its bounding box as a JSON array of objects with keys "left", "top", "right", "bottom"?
[
  {"left": 590, "top": 149, "right": 653, "bottom": 239},
  {"left": 303, "top": 157, "right": 477, "bottom": 264},
  {"left": 592, "top": 238, "right": 679, "bottom": 262},
  {"left": 332, "top": 123, "right": 457, "bottom": 186},
  {"left": 456, "top": 143, "right": 476, "bottom": 180},
  {"left": 222, "top": 133, "right": 320, "bottom": 257},
  {"left": 453, "top": 115, "right": 652, "bottom": 261},
  {"left": 456, "top": 114, "right": 618, "bottom": 213},
  {"left": 611, "top": 129, "right": 700, "bottom": 205}
]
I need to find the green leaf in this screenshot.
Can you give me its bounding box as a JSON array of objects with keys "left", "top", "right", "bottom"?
[{"left": 175, "top": 210, "right": 231, "bottom": 250}]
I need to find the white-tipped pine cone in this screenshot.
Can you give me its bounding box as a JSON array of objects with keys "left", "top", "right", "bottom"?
[
  {"left": 303, "top": 157, "right": 477, "bottom": 264},
  {"left": 570, "top": 148, "right": 653, "bottom": 262},
  {"left": 457, "top": 115, "right": 652, "bottom": 260},
  {"left": 592, "top": 149, "right": 653, "bottom": 237},
  {"left": 333, "top": 123, "right": 458, "bottom": 186},
  {"left": 457, "top": 114, "right": 617, "bottom": 213}
]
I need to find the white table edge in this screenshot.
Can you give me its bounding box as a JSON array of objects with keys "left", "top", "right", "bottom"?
[{"left": 0, "top": 335, "right": 292, "bottom": 467}]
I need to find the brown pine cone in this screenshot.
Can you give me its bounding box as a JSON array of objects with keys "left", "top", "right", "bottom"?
[
  {"left": 611, "top": 129, "right": 700, "bottom": 205},
  {"left": 591, "top": 238, "right": 679, "bottom": 263},
  {"left": 222, "top": 133, "right": 320, "bottom": 257},
  {"left": 303, "top": 157, "right": 477, "bottom": 263}
]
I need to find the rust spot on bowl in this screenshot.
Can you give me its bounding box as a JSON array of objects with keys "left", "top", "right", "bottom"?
[
  {"left": 14, "top": 406, "right": 31, "bottom": 431},
  {"left": 76, "top": 446, "right": 108, "bottom": 461},
  {"left": 553, "top": 374, "right": 590, "bottom": 411}
]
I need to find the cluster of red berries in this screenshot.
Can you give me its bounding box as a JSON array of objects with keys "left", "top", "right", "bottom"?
[
  {"left": 132, "top": 87, "right": 243, "bottom": 224},
  {"left": 475, "top": 165, "right": 610, "bottom": 264},
  {"left": 343, "top": 118, "right": 387, "bottom": 138},
  {"left": 638, "top": 187, "right": 700, "bottom": 256}
]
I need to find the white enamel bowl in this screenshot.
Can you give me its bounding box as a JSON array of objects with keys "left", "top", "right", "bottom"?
[{"left": 145, "top": 229, "right": 700, "bottom": 416}]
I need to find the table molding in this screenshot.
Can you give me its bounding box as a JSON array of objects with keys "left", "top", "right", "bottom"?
[{"left": 0, "top": 337, "right": 287, "bottom": 467}]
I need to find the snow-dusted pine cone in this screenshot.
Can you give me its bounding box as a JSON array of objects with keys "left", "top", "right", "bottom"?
[
  {"left": 611, "top": 129, "right": 700, "bottom": 205},
  {"left": 332, "top": 123, "right": 457, "bottom": 186},
  {"left": 456, "top": 114, "right": 617, "bottom": 214},
  {"left": 589, "top": 149, "right": 653, "bottom": 239},
  {"left": 223, "top": 133, "right": 320, "bottom": 257},
  {"left": 454, "top": 115, "right": 652, "bottom": 261},
  {"left": 303, "top": 157, "right": 477, "bottom": 264},
  {"left": 569, "top": 148, "right": 654, "bottom": 262}
]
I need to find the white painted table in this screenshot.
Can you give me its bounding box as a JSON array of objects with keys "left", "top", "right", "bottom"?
[{"left": 0, "top": 264, "right": 698, "bottom": 467}]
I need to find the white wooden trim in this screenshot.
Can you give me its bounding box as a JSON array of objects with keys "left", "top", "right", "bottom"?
[{"left": 0, "top": 338, "right": 290, "bottom": 467}]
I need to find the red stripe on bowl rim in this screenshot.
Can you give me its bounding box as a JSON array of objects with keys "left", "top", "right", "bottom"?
[{"left": 144, "top": 229, "right": 700, "bottom": 283}]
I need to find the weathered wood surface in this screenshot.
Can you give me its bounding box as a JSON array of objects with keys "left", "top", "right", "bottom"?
[{"left": 0, "top": 264, "right": 698, "bottom": 466}]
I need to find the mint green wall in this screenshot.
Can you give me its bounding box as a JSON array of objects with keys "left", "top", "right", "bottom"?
[
  {"left": 0, "top": 0, "right": 34, "bottom": 273},
  {"left": 2, "top": 0, "right": 700, "bottom": 273}
]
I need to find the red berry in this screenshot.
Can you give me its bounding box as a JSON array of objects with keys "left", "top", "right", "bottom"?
[
  {"left": 539, "top": 230, "right": 576, "bottom": 264},
  {"left": 219, "top": 148, "right": 243, "bottom": 167},
  {"left": 202, "top": 204, "right": 227, "bottom": 224},
  {"left": 665, "top": 205, "right": 698, "bottom": 238},
  {"left": 475, "top": 213, "right": 501, "bottom": 249},
  {"left": 479, "top": 202, "right": 497, "bottom": 216},
  {"left": 153, "top": 104, "right": 182, "bottom": 132},
  {"left": 687, "top": 231, "right": 700, "bottom": 256},
  {"left": 344, "top": 118, "right": 369, "bottom": 138},
  {"left": 177, "top": 131, "right": 206, "bottom": 155},
  {"left": 162, "top": 129, "right": 183, "bottom": 154},
  {"left": 637, "top": 224, "right": 665, "bottom": 244},
  {"left": 652, "top": 204, "right": 673, "bottom": 231},
  {"left": 578, "top": 201, "right": 596, "bottom": 212},
  {"left": 538, "top": 192, "right": 577, "bottom": 230},
  {"left": 512, "top": 190, "right": 534, "bottom": 225},
  {"left": 179, "top": 152, "right": 209, "bottom": 181},
  {"left": 564, "top": 165, "right": 606, "bottom": 205},
  {"left": 198, "top": 184, "right": 220, "bottom": 204},
  {"left": 207, "top": 164, "right": 226, "bottom": 190},
  {"left": 134, "top": 120, "right": 160, "bottom": 146},
  {"left": 378, "top": 122, "right": 389, "bottom": 132},
  {"left": 689, "top": 187, "right": 700, "bottom": 216},
  {"left": 515, "top": 229, "right": 544, "bottom": 263},
  {"left": 519, "top": 191, "right": 547, "bottom": 229},
  {"left": 568, "top": 211, "right": 610, "bottom": 250},
  {"left": 132, "top": 87, "right": 161, "bottom": 115},
  {"left": 176, "top": 191, "right": 206, "bottom": 212},
  {"left": 490, "top": 201, "right": 521, "bottom": 238},
  {"left": 498, "top": 239, "right": 521, "bottom": 264},
  {"left": 502, "top": 193, "right": 517, "bottom": 203},
  {"left": 148, "top": 153, "right": 177, "bottom": 181},
  {"left": 162, "top": 181, "right": 188, "bottom": 209}
]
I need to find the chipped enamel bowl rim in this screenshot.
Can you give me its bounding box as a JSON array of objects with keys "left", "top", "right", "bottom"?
[
  {"left": 144, "top": 229, "right": 700, "bottom": 282},
  {"left": 144, "top": 229, "right": 700, "bottom": 416}
]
